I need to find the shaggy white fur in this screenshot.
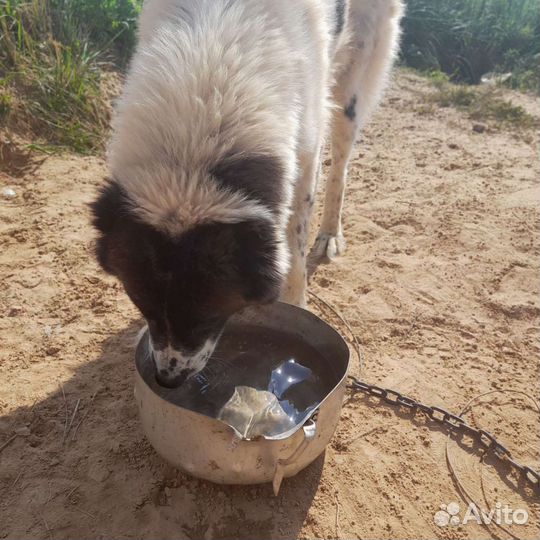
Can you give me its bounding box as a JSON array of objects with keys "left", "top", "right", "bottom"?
[
  {"left": 105, "top": 0, "right": 404, "bottom": 378},
  {"left": 109, "top": 0, "right": 314, "bottom": 276}
]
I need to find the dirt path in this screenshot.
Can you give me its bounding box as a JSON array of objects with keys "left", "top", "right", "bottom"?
[{"left": 1, "top": 71, "right": 539, "bottom": 540}]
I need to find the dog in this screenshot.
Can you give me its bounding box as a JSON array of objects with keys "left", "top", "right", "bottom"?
[{"left": 92, "top": 0, "right": 404, "bottom": 387}]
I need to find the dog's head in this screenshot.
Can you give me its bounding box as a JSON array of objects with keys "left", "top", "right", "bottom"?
[{"left": 91, "top": 180, "right": 284, "bottom": 387}]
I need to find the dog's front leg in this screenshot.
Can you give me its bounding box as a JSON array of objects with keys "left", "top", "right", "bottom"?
[{"left": 280, "top": 151, "right": 320, "bottom": 308}]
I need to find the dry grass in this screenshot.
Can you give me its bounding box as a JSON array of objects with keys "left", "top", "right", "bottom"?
[
  {"left": 424, "top": 71, "right": 538, "bottom": 130},
  {"left": 0, "top": 0, "right": 139, "bottom": 153}
]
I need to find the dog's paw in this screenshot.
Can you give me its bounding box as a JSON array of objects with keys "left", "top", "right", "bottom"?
[{"left": 308, "top": 233, "right": 346, "bottom": 268}]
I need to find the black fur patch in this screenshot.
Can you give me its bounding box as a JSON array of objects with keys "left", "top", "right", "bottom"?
[
  {"left": 335, "top": 0, "right": 347, "bottom": 35},
  {"left": 211, "top": 154, "right": 284, "bottom": 211},
  {"left": 91, "top": 179, "right": 127, "bottom": 234},
  {"left": 344, "top": 94, "right": 357, "bottom": 121},
  {"left": 91, "top": 179, "right": 283, "bottom": 354},
  {"left": 90, "top": 179, "right": 133, "bottom": 273}
]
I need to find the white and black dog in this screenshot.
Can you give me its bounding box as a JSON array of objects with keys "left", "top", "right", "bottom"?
[{"left": 92, "top": 0, "right": 403, "bottom": 387}]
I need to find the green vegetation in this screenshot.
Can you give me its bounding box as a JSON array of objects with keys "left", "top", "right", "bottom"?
[
  {"left": 0, "top": 0, "right": 141, "bottom": 152},
  {"left": 0, "top": 78, "right": 11, "bottom": 120},
  {"left": 1, "top": 1, "right": 537, "bottom": 153},
  {"left": 425, "top": 71, "right": 537, "bottom": 129},
  {"left": 401, "top": 0, "right": 540, "bottom": 93}
]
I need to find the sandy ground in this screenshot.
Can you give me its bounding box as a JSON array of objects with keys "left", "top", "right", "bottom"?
[{"left": 1, "top": 71, "right": 539, "bottom": 540}]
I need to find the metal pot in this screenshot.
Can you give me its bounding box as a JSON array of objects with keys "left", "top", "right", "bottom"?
[{"left": 134, "top": 302, "right": 349, "bottom": 494}]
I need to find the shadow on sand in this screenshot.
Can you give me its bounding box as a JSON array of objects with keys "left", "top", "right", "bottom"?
[{"left": 1, "top": 321, "right": 323, "bottom": 540}]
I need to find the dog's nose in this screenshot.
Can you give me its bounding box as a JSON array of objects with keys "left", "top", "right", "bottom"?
[{"left": 155, "top": 368, "right": 192, "bottom": 388}]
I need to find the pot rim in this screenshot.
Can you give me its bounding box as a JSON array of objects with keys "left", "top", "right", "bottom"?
[{"left": 134, "top": 302, "right": 350, "bottom": 442}]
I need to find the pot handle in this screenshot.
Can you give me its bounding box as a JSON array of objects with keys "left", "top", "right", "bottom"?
[{"left": 272, "top": 418, "right": 317, "bottom": 496}]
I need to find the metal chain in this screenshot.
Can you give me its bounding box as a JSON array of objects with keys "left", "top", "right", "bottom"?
[{"left": 347, "top": 376, "right": 540, "bottom": 493}]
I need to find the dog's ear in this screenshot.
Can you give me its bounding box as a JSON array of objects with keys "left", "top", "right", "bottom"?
[
  {"left": 232, "top": 219, "right": 284, "bottom": 304},
  {"left": 90, "top": 179, "right": 130, "bottom": 274},
  {"left": 91, "top": 179, "right": 127, "bottom": 234}
]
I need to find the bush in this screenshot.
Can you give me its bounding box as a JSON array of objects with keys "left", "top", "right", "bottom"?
[
  {"left": 401, "top": 0, "right": 540, "bottom": 92},
  {"left": 49, "top": 1, "right": 141, "bottom": 65},
  {"left": 0, "top": 0, "right": 141, "bottom": 152}
]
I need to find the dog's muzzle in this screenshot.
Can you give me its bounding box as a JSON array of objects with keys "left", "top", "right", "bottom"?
[{"left": 155, "top": 366, "right": 195, "bottom": 388}]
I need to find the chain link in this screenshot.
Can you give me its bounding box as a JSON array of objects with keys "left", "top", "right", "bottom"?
[{"left": 347, "top": 376, "right": 540, "bottom": 493}]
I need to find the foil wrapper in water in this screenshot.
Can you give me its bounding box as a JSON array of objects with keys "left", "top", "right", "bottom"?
[
  {"left": 217, "top": 386, "right": 296, "bottom": 438},
  {"left": 218, "top": 359, "right": 318, "bottom": 438}
]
